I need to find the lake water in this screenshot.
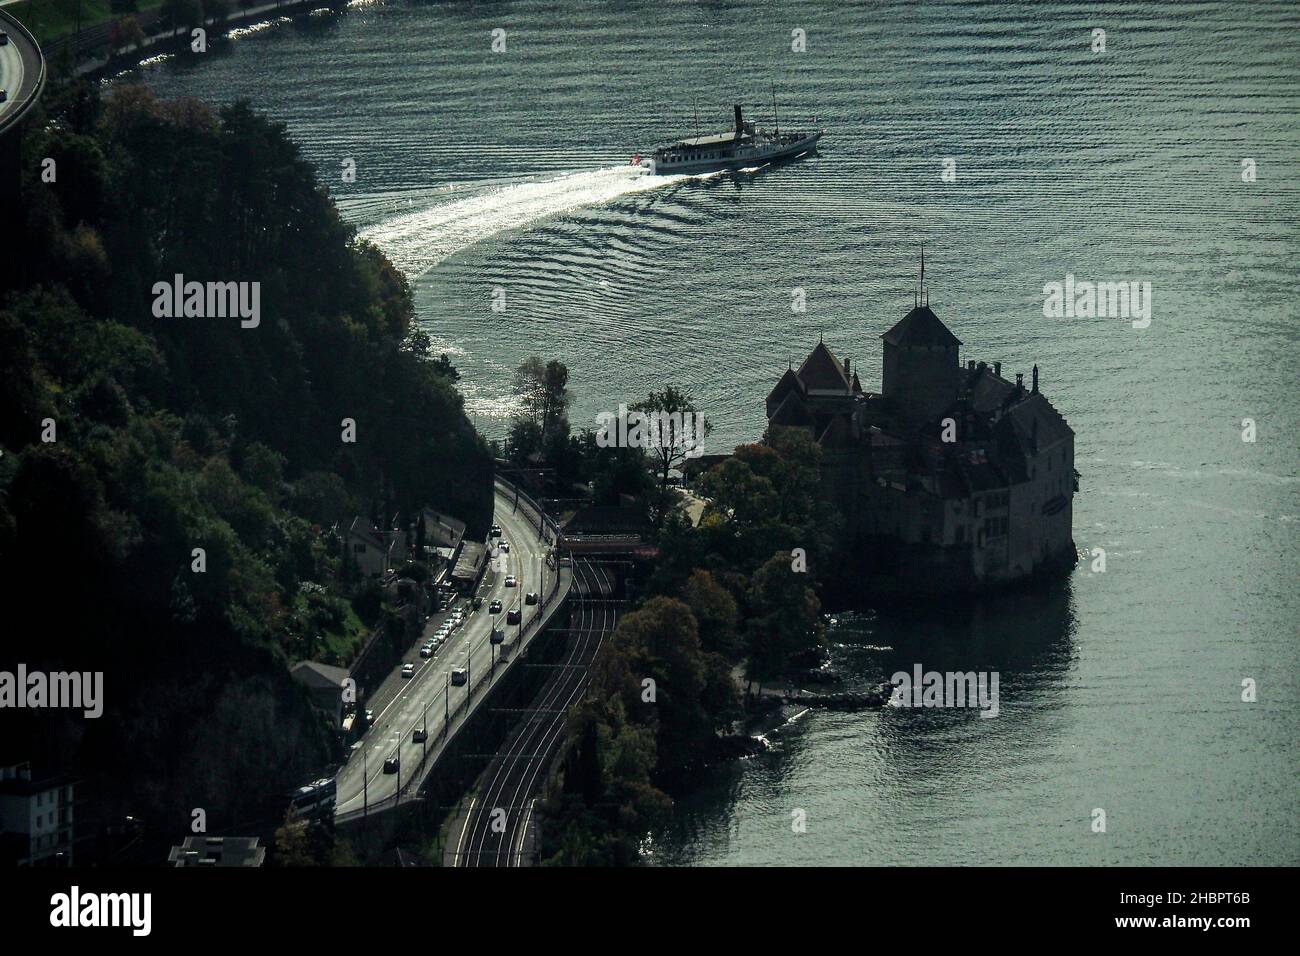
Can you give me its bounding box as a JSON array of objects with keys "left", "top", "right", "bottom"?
[{"left": 138, "top": 0, "right": 1299, "bottom": 865}]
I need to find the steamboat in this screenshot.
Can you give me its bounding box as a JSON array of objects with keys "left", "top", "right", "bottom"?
[{"left": 639, "top": 100, "right": 823, "bottom": 175}]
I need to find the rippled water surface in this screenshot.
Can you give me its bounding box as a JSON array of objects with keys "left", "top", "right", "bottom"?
[{"left": 140, "top": 0, "right": 1299, "bottom": 864}]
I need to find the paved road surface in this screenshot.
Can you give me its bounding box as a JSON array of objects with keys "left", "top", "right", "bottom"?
[
  {"left": 0, "top": 11, "right": 43, "bottom": 136},
  {"left": 333, "top": 483, "right": 554, "bottom": 818}
]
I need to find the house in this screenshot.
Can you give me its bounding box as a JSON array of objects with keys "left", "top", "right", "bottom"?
[
  {"left": 0, "top": 763, "right": 75, "bottom": 866},
  {"left": 767, "top": 297, "right": 1076, "bottom": 593},
  {"left": 345, "top": 516, "right": 405, "bottom": 577},
  {"left": 168, "top": 836, "right": 265, "bottom": 867},
  {"left": 290, "top": 660, "right": 351, "bottom": 729}
]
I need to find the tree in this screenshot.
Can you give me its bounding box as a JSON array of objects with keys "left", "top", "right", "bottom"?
[
  {"left": 430, "top": 352, "right": 460, "bottom": 382},
  {"left": 745, "top": 552, "right": 823, "bottom": 691},
  {"left": 108, "top": 16, "right": 145, "bottom": 56},
  {"left": 513, "top": 357, "right": 570, "bottom": 450},
  {"left": 202, "top": 0, "right": 231, "bottom": 30},
  {"left": 505, "top": 417, "right": 543, "bottom": 468},
  {"left": 630, "top": 386, "right": 711, "bottom": 522},
  {"left": 681, "top": 569, "right": 740, "bottom": 658},
  {"left": 164, "top": 0, "right": 203, "bottom": 35}
]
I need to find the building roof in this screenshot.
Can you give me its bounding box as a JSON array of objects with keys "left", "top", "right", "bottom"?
[
  {"left": 765, "top": 366, "right": 803, "bottom": 410},
  {"left": 347, "top": 516, "right": 387, "bottom": 550},
  {"left": 0, "top": 764, "right": 75, "bottom": 797},
  {"left": 168, "top": 836, "right": 265, "bottom": 867},
  {"left": 882, "top": 305, "right": 962, "bottom": 348},
  {"left": 963, "top": 363, "right": 1017, "bottom": 413},
  {"left": 768, "top": 390, "right": 818, "bottom": 429},
  {"left": 1002, "top": 392, "right": 1074, "bottom": 448},
  {"left": 452, "top": 541, "right": 488, "bottom": 583},
  {"left": 290, "top": 660, "right": 350, "bottom": 690},
  {"left": 796, "top": 340, "right": 852, "bottom": 393}
]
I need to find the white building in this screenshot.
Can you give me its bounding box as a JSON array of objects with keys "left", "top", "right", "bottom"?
[{"left": 0, "top": 763, "right": 75, "bottom": 866}]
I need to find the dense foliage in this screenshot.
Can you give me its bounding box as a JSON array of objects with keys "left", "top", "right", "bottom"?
[
  {"left": 537, "top": 425, "right": 832, "bottom": 864},
  {"left": 0, "top": 76, "right": 492, "bottom": 838}
]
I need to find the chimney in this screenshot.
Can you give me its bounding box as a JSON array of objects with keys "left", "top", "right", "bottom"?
[
  {"left": 994, "top": 361, "right": 1002, "bottom": 377},
  {"left": 1032, "top": 364, "right": 1039, "bottom": 393},
  {"left": 1016, "top": 372, "right": 1024, "bottom": 389},
  {"left": 967, "top": 359, "right": 975, "bottom": 372},
  {"left": 843, "top": 357, "right": 850, "bottom": 377},
  {"left": 734, "top": 104, "right": 744, "bottom": 142}
]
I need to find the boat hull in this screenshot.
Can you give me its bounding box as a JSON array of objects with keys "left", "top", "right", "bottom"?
[{"left": 646, "top": 131, "right": 823, "bottom": 175}]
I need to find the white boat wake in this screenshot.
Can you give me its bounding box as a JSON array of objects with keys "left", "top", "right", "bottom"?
[{"left": 358, "top": 165, "right": 698, "bottom": 280}]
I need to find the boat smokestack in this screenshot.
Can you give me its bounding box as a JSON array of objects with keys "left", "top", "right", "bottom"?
[{"left": 734, "top": 104, "right": 743, "bottom": 141}]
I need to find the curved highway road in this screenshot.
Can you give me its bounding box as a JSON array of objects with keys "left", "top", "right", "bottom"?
[
  {"left": 334, "top": 482, "right": 555, "bottom": 818},
  {"left": 0, "top": 10, "right": 44, "bottom": 137}
]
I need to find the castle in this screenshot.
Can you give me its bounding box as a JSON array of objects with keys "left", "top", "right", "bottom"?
[{"left": 766, "top": 298, "right": 1076, "bottom": 593}]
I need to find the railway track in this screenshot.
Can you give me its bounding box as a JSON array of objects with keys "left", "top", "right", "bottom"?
[{"left": 455, "top": 558, "right": 616, "bottom": 867}]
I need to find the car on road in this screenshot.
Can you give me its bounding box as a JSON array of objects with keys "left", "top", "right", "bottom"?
[
  {"left": 490, "top": 627, "right": 505, "bottom": 645},
  {"left": 472, "top": 595, "right": 483, "bottom": 610},
  {"left": 525, "top": 591, "right": 539, "bottom": 605},
  {"left": 489, "top": 599, "right": 502, "bottom": 613},
  {"left": 401, "top": 663, "right": 415, "bottom": 678},
  {"left": 504, "top": 575, "right": 517, "bottom": 587},
  {"left": 450, "top": 667, "right": 468, "bottom": 686},
  {"left": 0, "top": 91, "right": 7, "bottom": 104},
  {"left": 419, "top": 645, "right": 433, "bottom": 658},
  {"left": 499, "top": 541, "right": 510, "bottom": 553},
  {"left": 506, "top": 607, "right": 522, "bottom": 625},
  {"left": 365, "top": 709, "right": 375, "bottom": 723},
  {"left": 490, "top": 525, "right": 502, "bottom": 537},
  {"left": 382, "top": 756, "right": 399, "bottom": 774},
  {"left": 0, "top": 32, "right": 9, "bottom": 45},
  {"left": 412, "top": 728, "right": 428, "bottom": 744}
]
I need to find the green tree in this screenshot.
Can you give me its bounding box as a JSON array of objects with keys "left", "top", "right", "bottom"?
[
  {"left": 745, "top": 552, "right": 823, "bottom": 691},
  {"left": 629, "top": 386, "right": 711, "bottom": 524},
  {"left": 513, "top": 357, "right": 571, "bottom": 451},
  {"left": 681, "top": 568, "right": 741, "bottom": 658}
]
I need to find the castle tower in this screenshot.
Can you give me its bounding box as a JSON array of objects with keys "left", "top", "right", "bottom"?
[{"left": 880, "top": 304, "right": 961, "bottom": 422}]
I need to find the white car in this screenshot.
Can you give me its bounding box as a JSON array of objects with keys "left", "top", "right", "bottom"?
[
  {"left": 499, "top": 542, "right": 510, "bottom": 553},
  {"left": 401, "top": 663, "right": 415, "bottom": 678},
  {"left": 504, "top": 575, "right": 517, "bottom": 587},
  {"left": 419, "top": 645, "right": 433, "bottom": 658}
]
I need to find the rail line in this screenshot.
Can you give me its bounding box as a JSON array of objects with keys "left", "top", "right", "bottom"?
[{"left": 456, "top": 558, "right": 616, "bottom": 866}]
